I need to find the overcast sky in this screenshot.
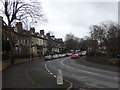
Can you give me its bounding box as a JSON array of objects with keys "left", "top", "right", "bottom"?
[
  {"left": 35, "top": 1, "right": 118, "bottom": 41},
  {"left": 1, "top": 0, "right": 118, "bottom": 41}
]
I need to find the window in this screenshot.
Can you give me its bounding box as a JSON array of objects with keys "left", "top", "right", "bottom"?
[
  {"left": 21, "top": 39, "right": 23, "bottom": 44},
  {"left": 24, "top": 40, "right": 25, "bottom": 44},
  {"left": 17, "top": 40, "right": 20, "bottom": 44},
  {"left": 27, "top": 40, "right": 29, "bottom": 45}
]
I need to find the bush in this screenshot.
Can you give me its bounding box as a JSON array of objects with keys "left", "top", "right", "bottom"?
[{"left": 86, "top": 52, "right": 95, "bottom": 56}]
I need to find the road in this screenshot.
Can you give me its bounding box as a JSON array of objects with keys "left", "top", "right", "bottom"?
[
  {"left": 2, "top": 57, "right": 120, "bottom": 89},
  {"left": 2, "top": 60, "right": 70, "bottom": 89},
  {"left": 46, "top": 57, "right": 119, "bottom": 89}
]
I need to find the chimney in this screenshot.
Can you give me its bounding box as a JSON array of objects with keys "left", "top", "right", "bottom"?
[
  {"left": 16, "top": 22, "right": 22, "bottom": 31},
  {"left": 40, "top": 30, "right": 44, "bottom": 35},
  {"left": 46, "top": 33, "right": 50, "bottom": 38},
  {"left": 30, "top": 27, "right": 35, "bottom": 34},
  {"left": 51, "top": 35, "right": 55, "bottom": 38}
]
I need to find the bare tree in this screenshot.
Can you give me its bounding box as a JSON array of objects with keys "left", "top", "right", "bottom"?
[
  {"left": 89, "top": 21, "right": 119, "bottom": 57},
  {"left": 0, "top": 0, "right": 47, "bottom": 27},
  {"left": 1, "top": 0, "right": 47, "bottom": 64}
]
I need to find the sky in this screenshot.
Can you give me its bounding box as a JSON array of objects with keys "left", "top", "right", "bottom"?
[
  {"left": 0, "top": 0, "right": 118, "bottom": 41},
  {"left": 33, "top": 1, "right": 118, "bottom": 41}
]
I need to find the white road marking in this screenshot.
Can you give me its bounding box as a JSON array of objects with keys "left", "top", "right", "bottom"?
[
  {"left": 45, "top": 63, "right": 47, "bottom": 70},
  {"left": 61, "top": 60, "right": 65, "bottom": 65},
  {"left": 50, "top": 72, "right": 53, "bottom": 75},
  {"left": 48, "top": 70, "right": 50, "bottom": 72},
  {"left": 45, "top": 60, "right": 73, "bottom": 89},
  {"left": 45, "top": 62, "right": 52, "bottom": 73},
  {"left": 65, "top": 79, "right": 73, "bottom": 90},
  {"left": 54, "top": 75, "right": 56, "bottom": 78}
]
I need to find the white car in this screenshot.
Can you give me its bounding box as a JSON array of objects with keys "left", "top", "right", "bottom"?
[
  {"left": 44, "top": 55, "right": 52, "bottom": 61},
  {"left": 52, "top": 54, "right": 58, "bottom": 59}
]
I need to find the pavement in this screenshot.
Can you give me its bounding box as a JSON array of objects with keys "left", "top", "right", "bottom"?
[
  {"left": 1, "top": 59, "right": 29, "bottom": 71},
  {"left": 75, "top": 56, "right": 120, "bottom": 72},
  {"left": 1, "top": 57, "right": 42, "bottom": 71}
]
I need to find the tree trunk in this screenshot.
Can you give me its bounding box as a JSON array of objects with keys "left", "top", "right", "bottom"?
[{"left": 6, "top": 26, "right": 15, "bottom": 64}]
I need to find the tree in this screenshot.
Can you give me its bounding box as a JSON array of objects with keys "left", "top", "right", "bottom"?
[
  {"left": 65, "top": 33, "right": 80, "bottom": 52},
  {"left": 0, "top": 0, "right": 46, "bottom": 27},
  {"left": 79, "top": 38, "right": 88, "bottom": 51},
  {"left": 1, "top": 0, "right": 47, "bottom": 63},
  {"left": 89, "top": 21, "right": 120, "bottom": 57}
]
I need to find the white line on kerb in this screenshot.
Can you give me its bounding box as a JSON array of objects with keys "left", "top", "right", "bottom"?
[
  {"left": 45, "top": 62, "right": 54, "bottom": 76},
  {"left": 47, "top": 69, "right": 50, "bottom": 73},
  {"left": 45, "top": 63, "right": 47, "bottom": 70},
  {"left": 54, "top": 75, "right": 57, "bottom": 78},
  {"left": 50, "top": 72, "right": 53, "bottom": 75},
  {"left": 45, "top": 62, "right": 57, "bottom": 78},
  {"left": 45, "top": 62, "right": 50, "bottom": 72}
]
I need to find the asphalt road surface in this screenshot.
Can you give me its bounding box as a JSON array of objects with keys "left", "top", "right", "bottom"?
[
  {"left": 46, "top": 57, "right": 120, "bottom": 89},
  {"left": 2, "top": 60, "right": 70, "bottom": 89},
  {"left": 2, "top": 57, "right": 120, "bottom": 90}
]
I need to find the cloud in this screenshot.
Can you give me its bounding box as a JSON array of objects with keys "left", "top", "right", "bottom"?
[{"left": 36, "top": 2, "right": 118, "bottom": 40}]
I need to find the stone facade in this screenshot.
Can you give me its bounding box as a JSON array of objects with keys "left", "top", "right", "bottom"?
[{"left": 2, "top": 20, "right": 64, "bottom": 60}]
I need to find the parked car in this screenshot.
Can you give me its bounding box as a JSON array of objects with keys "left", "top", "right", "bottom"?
[
  {"left": 81, "top": 51, "right": 86, "bottom": 56},
  {"left": 52, "top": 54, "right": 58, "bottom": 59},
  {"left": 62, "top": 54, "right": 66, "bottom": 57},
  {"left": 44, "top": 55, "right": 52, "bottom": 61},
  {"left": 78, "top": 53, "right": 83, "bottom": 57},
  {"left": 66, "top": 53, "right": 72, "bottom": 56},
  {"left": 70, "top": 54, "right": 79, "bottom": 59},
  {"left": 58, "top": 54, "right": 62, "bottom": 58}
]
